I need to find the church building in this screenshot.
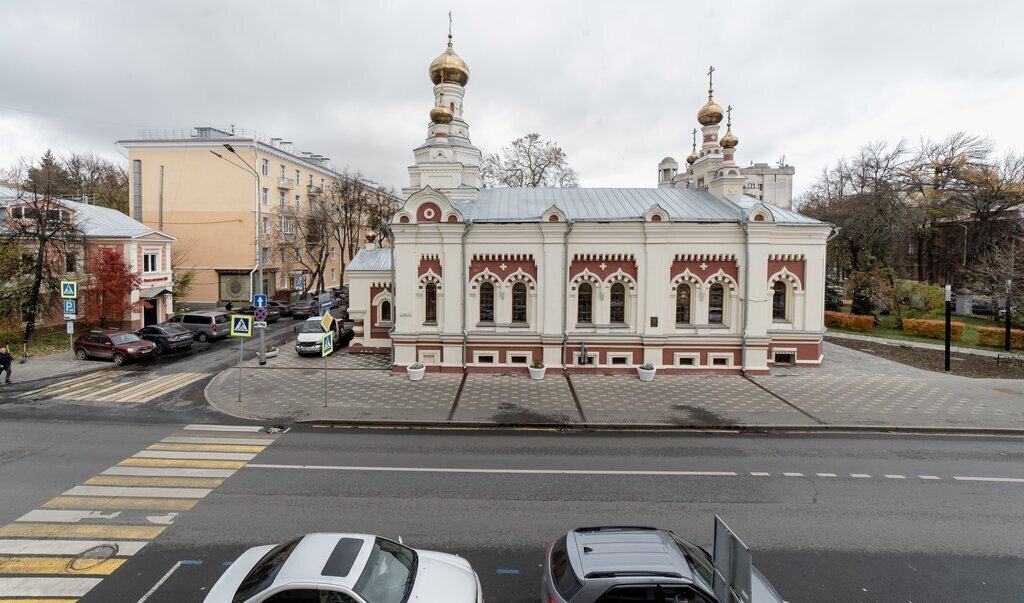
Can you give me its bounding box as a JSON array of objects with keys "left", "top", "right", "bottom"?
[{"left": 347, "top": 30, "right": 833, "bottom": 375}]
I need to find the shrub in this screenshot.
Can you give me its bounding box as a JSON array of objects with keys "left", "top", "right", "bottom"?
[
  {"left": 824, "top": 311, "right": 875, "bottom": 332},
  {"left": 530, "top": 360, "right": 544, "bottom": 369},
  {"left": 977, "top": 326, "right": 1024, "bottom": 349},
  {"left": 902, "top": 318, "right": 964, "bottom": 341}
]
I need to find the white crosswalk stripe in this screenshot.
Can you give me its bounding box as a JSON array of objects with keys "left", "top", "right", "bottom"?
[
  {"left": 23, "top": 371, "right": 207, "bottom": 403},
  {"left": 102, "top": 466, "right": 237, "bottom": 478},
  {"left": 0, "top": 539, "right": 148, "bottom": 556},
  {"left": 0, "top": 576, "right": 103, "bottom": 597}
]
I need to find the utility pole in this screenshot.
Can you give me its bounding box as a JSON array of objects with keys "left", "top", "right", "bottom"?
[{"left": 944, "top": 284, "right": 952, "bottom": 372}]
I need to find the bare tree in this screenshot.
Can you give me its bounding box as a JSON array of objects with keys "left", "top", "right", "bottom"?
[
  {"left": 482, "top": 132, "right": 580, "bottom": 188},
  {"left": 272, "top": 197, "right": 333, "bottom": 296},
  {"left": 321, "top": 173, "right": 401, "bottom": 285}
]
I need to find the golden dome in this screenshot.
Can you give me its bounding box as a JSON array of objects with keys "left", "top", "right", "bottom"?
[
  {"left": 429, "top": 39, "right": 470, "bottom": 86},
  {"left": 721, "top": 128, "right": 738, "bottom": 149},
  {"left": 697, "top": 100, "right": 724, "bottom": 126},
  {"left": 686, "top": 150, "right": 699, "bottom": 165},
  {"left": 430, "top": 104, "right": 453, "bottom": 124}
]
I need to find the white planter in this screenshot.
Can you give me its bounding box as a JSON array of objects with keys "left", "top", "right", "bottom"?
[
  {"left": 407, "top": 365, "right": 426, "bottom": 381},
  {"left": 528, "top": 365, "right": 546, "bottom": 380},
  {"left": 637, "top": 366, "right": 656, "bottom": 382},
  {"left": 264, "top": 349, "right": 279, "bottom": 359}
]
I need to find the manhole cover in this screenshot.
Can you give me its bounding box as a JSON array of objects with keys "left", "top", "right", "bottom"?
[{"left": 69, "top": 543, "right": 118, "bottom": 571}]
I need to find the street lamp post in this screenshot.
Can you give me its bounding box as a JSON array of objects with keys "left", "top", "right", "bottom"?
[{"left": 211, "top": 144, "right": 266, "bottom": 365}]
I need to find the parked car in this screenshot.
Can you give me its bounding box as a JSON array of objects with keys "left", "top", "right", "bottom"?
[
  {"left": 204, "top": 533, "right": 482, "bottom": 603},
  {"left": 291, "top": 300, "right": 315, "bottom": 320},
  {"left": 267, "top": 300, "right": 293, "bottom": 317},
  {"left": 541, "top": 525, "right": 784, "bottom": 603},
  {"left": 136, "top": 323, "right": 194, "bottom": 356},
  {"left": 167, "top": 311, "right": 230, "bottom": 342},
  {"left": 74, "top": 329, "right": 157, "bottom": 365},
  {"left": 238, "top": 305, "right": 281, "bottom": 323},
  {"left": 295, "top": 315, "right": 340, "bottom": 355},
  {"left": 972, "top": 299, "right": 995, "bottom": 315}
]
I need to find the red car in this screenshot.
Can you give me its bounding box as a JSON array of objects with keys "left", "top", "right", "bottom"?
[{"left": 74, "top": 329, "right": 157, "bottom": 365}]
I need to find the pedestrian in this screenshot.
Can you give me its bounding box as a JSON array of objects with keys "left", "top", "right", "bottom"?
[
  {"left": 0, "top": 347, "right": 12, "bottom": 385},
  {"left": 225, "top": 300, "right": 234, "bottom": 313}
]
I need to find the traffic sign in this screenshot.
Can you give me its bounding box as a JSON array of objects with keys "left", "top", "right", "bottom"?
[
  {"left": 63, "top": 314, "right": 76, "bottom": 321},
  {"left": 320, "top": 312, "right": 333, "bottom": 333},
  {"left": 321, "top": 332, "right": 333, "bottom": 357},
  {"left": 320, "top": 299, "right": 332, "bottom": 310},
  {"left": 66, "top": 321, "right": 74, "bottom": 334},
  {"left": 253, "top": 294, "right": 268, "bottom": 308},
  {"left": 63, "top": 299, "right": 76, "bottom": 314},
  {"left": 60, "top": 280, "right": 78, "bottom": 299},
  {"left": 253, "top": 320, "right": 268, "bottom": 329},
  {"left": 230, "top": 314, "right": 252, "bottom": 337},
  {"left": 253, "top": 307, "right": 268, "bottom": 321}
]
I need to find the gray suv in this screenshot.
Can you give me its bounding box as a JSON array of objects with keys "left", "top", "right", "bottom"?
[
  {"left": 541, "top": 526, "right": 784, "bottom": 602},
  {"left": 167, "top": 311, "right": 230, "bottom": 342}
]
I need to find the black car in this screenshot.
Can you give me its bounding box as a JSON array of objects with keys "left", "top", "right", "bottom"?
[
  {"left": 238, "top": 305, "right": 281, "bottom": 323},
  {"left": 291, "top": 300, "right": 315, "bottom": 319},
  {"left": 267, "top": 300, "right": 292, "bottom": 317},
  {"left": 136, "top": 323, "right": 194, "bottom": 356}
]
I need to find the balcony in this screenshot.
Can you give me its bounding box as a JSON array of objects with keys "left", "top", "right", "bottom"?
[
  {"left": 307, "top": 184, "right": 322, "bottom": 196},
  {"left": 277, "top": 177, "right": 294, "bottom": 190}
]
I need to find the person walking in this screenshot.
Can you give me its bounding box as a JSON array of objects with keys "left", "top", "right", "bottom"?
[
  {"left": 225, "top": 300, "right": 234, "bottom": 313},
  {"left": 0, "top": 347, "right": 12, "bottom": 384}
]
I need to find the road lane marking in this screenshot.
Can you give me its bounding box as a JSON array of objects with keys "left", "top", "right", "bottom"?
[
  {"left": 118, "top": 458, "right": 246, "bottom": 469},
  {"left": 102, "top": 466, "right": 236, "bottom": 478},
  {"left": 147, "top": 443, "right": 266, "bottom": 453},
  {"left": 953, "top": 476, "right": 1024, "bottom": 483},
  {"left": 184, "top": 424, "right": 265, "bottom": 432},
  {"left": 0, "top": 555, "right": 125, "bottom": 575},
  {"left": 782, "top": 472, "right": 804, "bottom": 477},
  {"left": 918, "top": 475, "right": 941, "bottom": 480},
  {"left": 816, "top": 473, "right": 838, "bottom": 477},
  {"left": 0, "top": 540, "right": 147, "bottom": 556},
  {"left": 131, "top": 374, "right": 209, "bottom": 403},
  {"left": 245, "top": 464, "right": 738, "bottom": 477},
  {"left": 17, "top": 510, "right": 122, "bottom": 524},
  {"left": 85, "top": 476, "right": 225, "bottom": 488},
  {"left": 23, "top": 371, "right": 116, "bottom": 396},
  {"left": 87, "top": 373, "right": 193, "bottom": 402},
  {"left": 135, "top": 560, "right": 195, "bottom": 603},
  {"left": 850, "top": 473, "right": 872, "bottom": 478},
  {"left": 749, "top": 472, "right": 770, "bottom": 476},
  {"left": 0, "top": 576, "right": 102, "bottom": 597},
  {"left": 884, "top": 474, "right": 907, "bottom": 479},
  {"left": 43, "top": 497, "right": 198, "bottom": 512},
  {"left": 133, "top": 450, "right": 257, "bottom": 461},
  {"left": 115, "top": 373, "right": 206, "bottom": 403},
  {"left": 0, "top": 524, "right": 164, "bottom": 540},
  {"left": 63, "top": 486, "right": 212, "bottom": 499},
  {"left": 161, "top": 436, "right": 276, "bottom": 446}
]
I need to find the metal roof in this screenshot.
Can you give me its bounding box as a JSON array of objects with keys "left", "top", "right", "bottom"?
[
  {"left": 347, "top": 247, "right": 392, "bottom": 272},
  {"left": 0, "top": 188, "right": 176, "bottom": 239},
  {"left": 450, "top": 188, "right": 824, "bottom": 224}
]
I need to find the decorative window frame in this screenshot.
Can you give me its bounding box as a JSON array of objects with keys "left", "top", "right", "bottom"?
[
  {"left": 371, "top": 289, "right": 394, "bottom": 327},
  {"left": 670, "top": 270, "right": 703, "bottom": 326},
  {"left": 771, "top": 347, "right": 798, "bottom": 365},
  {"left": 418, "top": 350, "right": 441, "bottom": 365},
  {"left": 603, "top": 269, "right": 638, "bottom": 328},
  {"left": 673, "top": 352, "right": 701, "bottom": 368},
  {"left": 708, "top": 353, "right": 734, "bottom": 367},
  {"left": 472, "top": 350, "right": 499, "bottom": 365},
  {"left": 768, "top": 267, "right": 805, "bottom": 328},
  {"left": 470, "top": 269, "right": 501, "bottom": 326},
  {"left": 607, "top": 352, "right": 634, "bottom": 366},
  {"left": 704, "top": 269, "right": 739, "bottom": 328},
  {"left": 505, "top": 351, "right": 533, "bottom": 365},
  {"left": 572, "top": 351, "right": 599, "bottom": 366},
  {"left": 417, "top": 269, "right": 443, "bottom": 326}
]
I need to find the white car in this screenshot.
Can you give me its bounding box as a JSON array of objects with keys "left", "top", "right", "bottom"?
[
  {"left": 295, "top": 315, "right": 338, "bottom": 356},
  {"left": 204, "top": 533, "right": 483, "bottom": 603}
]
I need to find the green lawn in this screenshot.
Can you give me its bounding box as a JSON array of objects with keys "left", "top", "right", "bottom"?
[
  {"left": 829, "top": 306, "right": 1011, "bottom": 351},
  {"left": 0, "top": 328, "right": 93, "bottom": 358}
]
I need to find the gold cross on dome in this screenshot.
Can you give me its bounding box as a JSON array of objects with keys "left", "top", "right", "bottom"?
[
  {"left": 726, "top": 105, "right": 733, "bottom": 127},
  {"left": 707, "top": 65, "right": 715, "bottom": 99}
]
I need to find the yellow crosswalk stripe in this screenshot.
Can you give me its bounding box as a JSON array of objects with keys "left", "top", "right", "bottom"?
[
  {"left": 42, "top": 497, "right": 198, "bottom": 512},
  {"left": 120, "top": 373, "right": 207, "bottom": 403},
  {"left": 0, "top": 556, "right": 124, "bottom": 576},
  {"left": 23, "top": 370, "right": 116, "bottom": 396},
  {"left": 93, "top": 373, "right": 196, "bottom": 403},
  {"left": 147, "top": 443, "right": 265, "bottom": 453},
  {"left": 117, "top": 458, "right": 246, "bottom": 469},
  {"left": 84, "top": 476, "right": 224, "bottom": 488},
  {"left": 0, "top": 525, "right": 164, "bottom": 540}
]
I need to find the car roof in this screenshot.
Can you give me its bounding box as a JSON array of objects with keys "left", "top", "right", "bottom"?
[
  {"left": 88, "top": 329, "right": 129, "bottom": 335},
  {"left": 273, "top": 533, "right": 375, "bottom": 590},
  {"left": 185, "top": 310, "right": 228, "bottom": 316},
  {"left": 570, "top": 527, "right": 692, "bottom": 581}
]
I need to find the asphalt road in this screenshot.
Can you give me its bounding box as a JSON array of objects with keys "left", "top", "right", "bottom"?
[{"left": 0, "top": 419, "right": 1020, "bottom": 603}]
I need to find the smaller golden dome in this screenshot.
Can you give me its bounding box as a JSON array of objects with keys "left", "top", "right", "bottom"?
[
  {"left": 429, "top": 39, "right": 470, "bottom": 86},
  {"left": 430, "top": 104, "right": 453, "bottom": 124},
  {"left": 686, "top": 150, "right": 699, "bottom": 165},
  {"left": 721, "top": 128, "right": 738, "bottom": 149},
  {"left": 697, "top": 100, "right": 724, "bottom": 126}
]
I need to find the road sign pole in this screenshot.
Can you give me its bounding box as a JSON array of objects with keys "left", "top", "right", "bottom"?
[
  {"left": 944, "top": 285, "right": 952, "bottom": 373},
  {"left": 238, "top": 337, "right": 244, "bottom": 403},
  {"left": 323, "top": 351, "right": 328, "bottom": 408}
]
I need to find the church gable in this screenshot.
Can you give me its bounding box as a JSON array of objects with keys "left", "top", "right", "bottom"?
[{"left": 394, "top": 186, "right": 462, "bottom": 225}]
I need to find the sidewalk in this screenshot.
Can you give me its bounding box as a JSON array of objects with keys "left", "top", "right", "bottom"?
[
  {"left": 1, "top": 350, "right": 110, "bottom": 384},
  {"left": 205, "top": 343, "right": 1024, "bottom": 432}
]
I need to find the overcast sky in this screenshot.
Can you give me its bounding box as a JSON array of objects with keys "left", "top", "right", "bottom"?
[{"left": 1, "top": 0, "right": 1021, "bottom": 199}]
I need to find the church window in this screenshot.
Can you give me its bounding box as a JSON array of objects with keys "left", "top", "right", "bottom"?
[
  {"left": 450, "top": 101, "right": 455, "bottom": 113},
  {"left": 676, "top": 284, "right": 691, "bottom": 324},
  {"left": 425, "top": 283, "right": 437, "bottom": 324},
  {"left": 709, "top": 284, "right": 725, "bottom": 324},
  {"left": 380, "top": 300, "right": 392, "bottom": 323},
  {"left": 610, "top": 283, "right": 626, "bottom": 324},
  {"left": 577, "top": 283, "right": 593, "bottom": 324},
  {"left": 511, "top": 282, "right": 528, "bottom": 323},
  {"left": 479, "top": 282, "right": 494, "bottom": 323},
  {"left": 772, "top": 281, "right": 787, "bottom": 320}
]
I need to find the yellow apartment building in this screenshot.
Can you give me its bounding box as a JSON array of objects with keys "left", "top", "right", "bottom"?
[{"left": 117, "top": 127, "right": 381, "bottom": 306}]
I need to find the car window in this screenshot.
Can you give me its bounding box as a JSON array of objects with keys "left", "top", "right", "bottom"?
[
  {"left": 669, "top": 534, "right": 714, "bottom": 592},
  {"left": 110, "top": 333, "right": 142, "bottom": 345},
  {"left": 596, "top": 585, "right": 713, "bottom": 603},
  {"left": 353, "top": 537, "right": 417, "bottom": 603},
  {"left": 550, "top": 536, "right": 583, "bottom": 600},
  {"left": 233, "top": 538, "right": 302, "bottom": 603},
  {"left": 300, "top": 322, "right": 325, "bottom": 334},
  {"left": 262, "top": 589, "right": 356, "bottom": 603},
  {"left": 215, "top": 314, "right": 230, "bottom": 324},
  {"left": 87, "top": 334, "right": 107, "bottom": 344},
  {"left": 183, "top": 315, "right": 205, "bottom": 324},
  {"left": 168, "top": 315, "right": 182, "bottom": 323}
]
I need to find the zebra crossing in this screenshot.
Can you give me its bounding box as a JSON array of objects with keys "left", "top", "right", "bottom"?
[
  {"left": 23, "top": 370, "right": 208, "bottom": 404},
  {"left": 0, "top": 423, "right": 282, "bottom": 602}
]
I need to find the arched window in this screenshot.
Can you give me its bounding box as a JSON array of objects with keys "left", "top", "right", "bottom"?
[
  {"left": 511, "top": 282, "right": 528, "bottom": 323},
  {"left": 676, "top": 284, "right": 691, "bottom": 324},
  {"left": 425, "top": 283, "right": 437, "bottom": 323},
  {"left": 380, "top": 300, "right": 392, "bottom": 323},
  {"left": 709, "top": 283, "right": 724, "bottom": 324},
  {"left": 772, "top": 281, "right": 787, "bottom": 320},
  {"left": 610, "top": 283, "right": 626, "bottom": 324},
  {"left": 479, "top": 282, "right": 494, "bottom": 323},
  {"left": 577, "top": 283, "right": 593, "bottom": 323}
]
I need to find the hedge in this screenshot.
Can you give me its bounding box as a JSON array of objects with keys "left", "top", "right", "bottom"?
[
  {"left": 824, "top": 311, "right": 875, "bottom": 332},
  {"left": 902, "top": 318, "right": 964, "bottom": 341},
  {"left": 977, "top": 326, "right": 1024, "bottom": 350}
]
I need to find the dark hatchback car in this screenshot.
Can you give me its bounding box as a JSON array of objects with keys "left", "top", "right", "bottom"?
[
  {"left": 238, "top": 305, "right": 281, "bottom": 323},
  {"left": 267, "top": 300, "right": 292, "bottom": 317},
  {"left": 74, "top": 329, "right": 157, "bottom": 365},
  {"left": 136, "top": 323, "right": 194, "bottom": 356},
  {"left": 291, "top": 300, "right": 315, "bottom": 319}
]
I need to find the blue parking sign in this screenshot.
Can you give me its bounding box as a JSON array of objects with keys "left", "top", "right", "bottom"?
[{"left": 63, "top": 299, "right": 76, "bottom": 314}]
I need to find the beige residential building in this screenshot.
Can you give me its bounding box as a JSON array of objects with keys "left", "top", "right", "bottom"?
[{"left": 118, "top": 127, "right": 373, "bottom": 306}]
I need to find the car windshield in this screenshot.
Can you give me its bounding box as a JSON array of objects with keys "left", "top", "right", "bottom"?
[
  {"left": 670, "top": 533, "right": 715, "bottom": 592},
  {"left": 110, "top": 333, "right": 141, "bottom": 344},
  {"left": 353, "top": 537, "right": 417, "bottom": 603},
  {"left": 300, "top": 322, "right": 325, "bottom": 334},
  {"left": 232, "top": 538, "right": 301, "bottom": 603}
]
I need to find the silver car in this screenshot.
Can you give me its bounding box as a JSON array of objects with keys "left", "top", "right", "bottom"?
[
  {"left": 541, "top": 526, "right": 784, "bottom": 602},
  {"left": 205, "top": 532, "right": 483, "bottom": 603},
  {"left": 167, "top": 310, "right": 230, "bottom": 342}
]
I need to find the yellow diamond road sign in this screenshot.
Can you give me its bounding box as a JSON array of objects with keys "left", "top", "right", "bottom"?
[
  {"left": 320, "top": 312, "right": 333, "bottom": 333},
  {"left": 230, "top": 314, "right": 252, "bottom": 337}
]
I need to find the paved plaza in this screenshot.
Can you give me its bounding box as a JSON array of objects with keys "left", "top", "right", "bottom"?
[{"left": 204, "top": 343, "right": 1024, "bottom": 430}]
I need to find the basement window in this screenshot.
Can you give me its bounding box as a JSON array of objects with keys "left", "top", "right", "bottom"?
[
  {"left": 677, "top": 357, "right": 695, "bottom": 366},
  {"left": 611, "top": 356, "right": 628, "bottom": 365},
  {"left": 478, "top": 355, "right": 494, "bottom": 364},
  {"left": 509, "top": 355, "right": 528, "bottom": 364},
  {"left": 774, "top": 352, "right": 796, "bottom": 365},
  {"left": 712, "top": 357, "right": 729, "bottom": 366}
]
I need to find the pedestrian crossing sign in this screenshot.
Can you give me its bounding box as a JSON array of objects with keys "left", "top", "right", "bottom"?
[
  {"left": 230, "top": 314, "right": 252, "bottom": 337},
  {"left": 60, "top": 280, "right": 78, "bottom": 299},
  {"left": 321, "top": 332, "right": 333, "bottom": 357}
]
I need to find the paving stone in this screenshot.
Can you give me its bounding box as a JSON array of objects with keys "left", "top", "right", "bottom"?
[{"left": 453, "top": 374, "right": 581, "bottom": 424}]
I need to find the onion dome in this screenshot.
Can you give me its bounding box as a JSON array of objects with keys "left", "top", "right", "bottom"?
[
  {"left": 686, "top": 149, "right": 699, "bottom": 165},
  {"left": 430, "top": 104, "right": 453, "bottom": 124},
  {"left": 720, "top": 105, "right": 738, "bottom": 148},
  {"left": 697, "top": 100, "right": 724, "bottom": 126},
  {"left": 429, "top": 34, "right": 470, "bottom": 87}
]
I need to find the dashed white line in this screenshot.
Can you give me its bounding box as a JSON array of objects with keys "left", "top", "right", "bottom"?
[
  {"left": 782, "top": 472, "right": 804, "bottom": 477},
  {"left": 816, "top": 473, "right": 838, "bottom": 477},
  {"left": 953, "top": 476, "right": 1024, "bottom": 483},
  {"left": 918, "top": 475, "right": 941, "bottom": 480},
  {"left": 749, "top": 472, "right": 770, "bottom": 477},
  {"left": 884, "top": 474, "right": 907, "bottom": 479},
  {"left": 850, "top": 473, "right": 872, "bottom": 478}
]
